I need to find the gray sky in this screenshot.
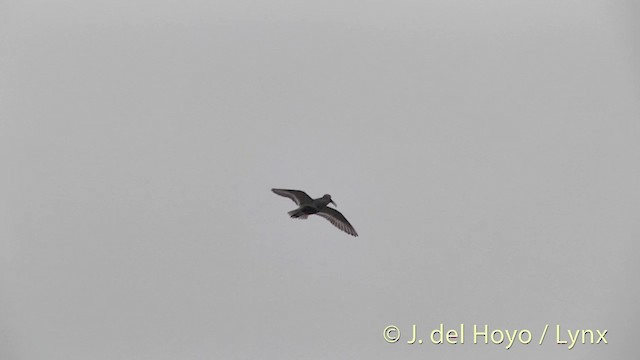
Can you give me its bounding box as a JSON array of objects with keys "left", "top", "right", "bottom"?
[{"left": 1, "top": 1, "right": 639, "bottom": 359}]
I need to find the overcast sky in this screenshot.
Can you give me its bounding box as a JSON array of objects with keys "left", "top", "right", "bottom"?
[{"left": 1, "top": 1, "right": 639, "bottom": 359}]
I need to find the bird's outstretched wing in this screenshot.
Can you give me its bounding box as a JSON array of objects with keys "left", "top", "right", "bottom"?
[
  {"left": 316, "top": 207, "right": 358, "bottom": 237},
  {"left": 271, "top": 188, "right": 313, "bottom": 206}
]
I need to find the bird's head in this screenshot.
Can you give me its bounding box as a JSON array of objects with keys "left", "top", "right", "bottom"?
[{"left": 323, "top": 194, "right": 336, "bottom": 206}]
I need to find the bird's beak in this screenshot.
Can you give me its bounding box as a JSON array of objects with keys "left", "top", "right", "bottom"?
[{"left": 330, "top": 200, "right": 337, "bottom": 206}]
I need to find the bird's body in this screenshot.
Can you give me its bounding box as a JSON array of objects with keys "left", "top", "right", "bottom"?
[{"left": 272, "top": 188, "right": 358, "bottom": 237}]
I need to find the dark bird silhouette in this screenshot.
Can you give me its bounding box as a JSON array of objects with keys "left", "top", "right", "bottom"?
[{"left": 271, "top": 188, "right": 358, "bottom": 237}]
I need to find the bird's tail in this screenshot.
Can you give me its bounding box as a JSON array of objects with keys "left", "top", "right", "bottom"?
[{"left": 288, "top": 209, "right": 308, "bottom": 219}]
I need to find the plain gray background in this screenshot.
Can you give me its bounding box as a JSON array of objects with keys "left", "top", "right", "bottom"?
[{"left": 1, "top": 1, "right": 639, "bottom": 359}]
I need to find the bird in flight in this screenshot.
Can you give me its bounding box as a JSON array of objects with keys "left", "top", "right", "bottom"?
[{"left": 272, "top": 188, "right": 358, "bottom": 237}]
